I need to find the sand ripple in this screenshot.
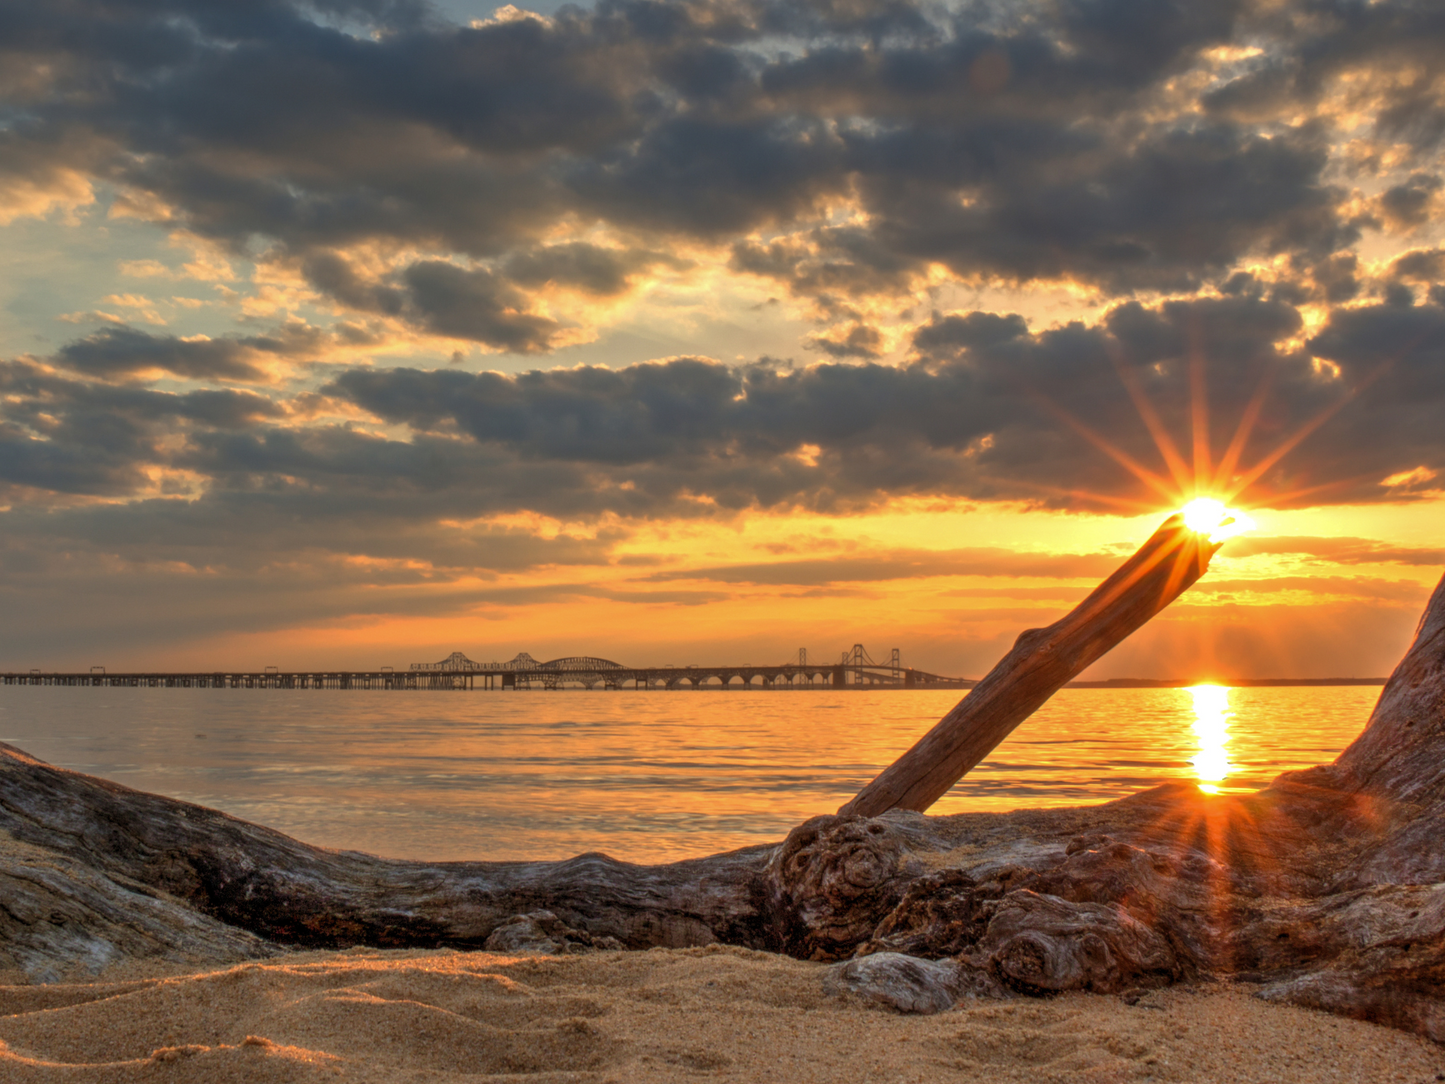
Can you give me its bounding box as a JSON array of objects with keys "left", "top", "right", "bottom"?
[{"left": 1, "top": 946, "right": 1441, "bottom": 1083}]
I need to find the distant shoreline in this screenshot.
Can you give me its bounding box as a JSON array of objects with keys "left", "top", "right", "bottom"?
[
  {"left": 0, "top": 675, "right": 1389, "bottom": 691},
  {"left": 1064, "top": 677, "right": 1387, "bottom": 689}
]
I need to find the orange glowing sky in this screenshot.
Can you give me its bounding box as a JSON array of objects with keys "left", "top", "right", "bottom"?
[{"left": 163, "top": 494, "right": 1442, "bottom": 680}]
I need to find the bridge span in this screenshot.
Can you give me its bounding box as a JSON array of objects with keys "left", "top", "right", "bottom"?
[{"left": 1, "top": 647, "right": 973, "bottom": 692}]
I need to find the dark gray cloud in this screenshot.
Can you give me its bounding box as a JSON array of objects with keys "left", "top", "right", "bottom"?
[
  {"left": 806, "top": 324, "right": 884, "bottom": 359},
  {"left": 912, "top": 312, "right": 1029, "bottom": 353},
  {"left": 332, "top": 292, "right": 1442, "bottom": 512},
  {"left": 54, "top": 326, "right": 291, "bottom": 382},
  {"left": 825, "top": 121, "right": 1352, "bottom": 296},
  {"left": 401, "top": 261, "right": 563, "bottom": 353},
  {"left": 4, "top": 0, "right": 1438, "bottom": 331},
  {"left": 1202, "top": 2, "right": 1445, "bottom": 156},
  {"left": 7, "top": 291, "right": 1441, "bottom": 528},
  {"left": 502, "top": 243, "right": 688, "bottom": 296},
  {"left": 1300, "top": 300, "right": 1445, "bottom": 493},
  {"left": 296, "top": 246, "right": 688, "bottom": 352},
  {"left": 0, "top": 360, "right": 283, "bottom": 495},
  {"left": 1392, "top": 248, "right": 1445, "bottom": 283},
  {"left": 1377, "top": 173, "right": 1442, "bottom": 230}
]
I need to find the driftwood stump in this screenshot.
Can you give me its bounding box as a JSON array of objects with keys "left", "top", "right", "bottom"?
[{"left": 1, "top": 571, "right": 1443, "bottom": 1042}]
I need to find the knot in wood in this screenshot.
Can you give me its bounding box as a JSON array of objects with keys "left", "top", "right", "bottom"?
[
  {"left": 772, "top": 816, "right": 906, "bottom": 901},
  {"left": 763, "top": 815, "right": 918, "bottom": 960},
  {"left": 973, "top": 890, "right": 1177, "bottom": 994},
  {"left": 995, "top": 934, "right": 1050, "bottom": 987}
]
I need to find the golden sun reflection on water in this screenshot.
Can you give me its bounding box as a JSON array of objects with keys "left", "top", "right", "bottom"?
[{"left": 1189, "top": 684, "right": 1233, "bottom": 794}]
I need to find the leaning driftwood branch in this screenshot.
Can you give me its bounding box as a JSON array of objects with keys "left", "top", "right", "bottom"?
[
  {"left": 841, "top": 512, "right": 1219, "bottom": 817},
  {"left": 2, "top": 571, "right": 1444, "bottom": 1043}
]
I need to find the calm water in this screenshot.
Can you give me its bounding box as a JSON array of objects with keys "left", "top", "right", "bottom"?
[{"left": 0, "top": 686, "right": 1379, "bottom": 863}]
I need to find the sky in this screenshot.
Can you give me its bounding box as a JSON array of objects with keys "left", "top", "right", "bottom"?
[{"left": 1, "top": 0, "right": 1442, "bottom": 679}]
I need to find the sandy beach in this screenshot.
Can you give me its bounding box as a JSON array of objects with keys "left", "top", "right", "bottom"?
[{"left": 1, "top": 946, "right": 1441, "bottom": 1084}]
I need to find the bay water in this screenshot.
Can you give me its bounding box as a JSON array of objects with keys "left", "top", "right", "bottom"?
[{"left": 0, "top": 685, "right": 1378, "bottom": 863}]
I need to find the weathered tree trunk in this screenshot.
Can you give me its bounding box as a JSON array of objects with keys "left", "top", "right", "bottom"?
[
  {"left": 0, "top": 740, "right": 774, "bottom": 961},
  {"left": 843, "top": 513, "right": 1219, "bottom": 817},
  {"left": 2, "top": 572, "right": 1444, "bottom": 1043}
]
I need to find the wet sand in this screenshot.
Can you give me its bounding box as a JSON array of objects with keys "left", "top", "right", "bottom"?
[{"left": 1, "top": 945, "right": 1441, "bottom": 1083}]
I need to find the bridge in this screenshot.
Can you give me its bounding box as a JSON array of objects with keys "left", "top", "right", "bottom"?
[{"left": 1, "top": 646, "right": 973, "bottom": 692}]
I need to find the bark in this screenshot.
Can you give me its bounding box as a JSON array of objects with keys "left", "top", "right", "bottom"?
[
  {"left": 842, "top": 513, "right": 1219, "bottom": 817},
  {"left": 0, "top": 830, "right": 279, "bottom": 982},
  {"left": 1, "top": 574, "right": 1443, "bottom": 1044},
  {"left": 0, "top": 740, "right": 772, "bottom": 957}
]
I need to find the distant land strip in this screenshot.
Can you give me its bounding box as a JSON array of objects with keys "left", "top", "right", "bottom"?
[
  {"left": 1, "top": 671, "right": 1385, "bottom": 691},
  {"left": 1065, "top": 678, "right": 1387, "bottom": 688}
]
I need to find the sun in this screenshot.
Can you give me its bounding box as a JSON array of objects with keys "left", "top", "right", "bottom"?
[{"left": 1180, "top": 497, "right": 1256, "bottom": 543}]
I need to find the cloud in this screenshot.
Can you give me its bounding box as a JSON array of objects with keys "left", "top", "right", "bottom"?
[
  {"left": 1220, "top": 536, "right": 1445, "bottom": 566},
  {"left": 51, "top": 323, "right": 354, "bottom": 382},
  {"left": 299, "top": 297, "right": 1434, "bottom": 517},
  {"left": 0, "top": 360, "right": 285, "bottom": 496},
  {"left": 54, "top": 326, "right": 274, "bottom": 382},
  {"left": 1203, "top": 2, "right": 1445, "bottom": 156},
  {"left": 1299, "top": 300, "right": 1445, "bottom": 495},
  {"left": 639, "top": 547, "right": 1124, "bottom": 586},
  {"left": 1391, "top": 248, "right": 1445, "bottom": 283},
  {"left": 401, "top": 261, "right": 563, "bottom": 353},
  {"left": 58, "top": 311, "right": 128, "bottom": 326},
  {"left": 912, "top": 312, "right": 1029, "bottom": 354},
  {"left": 6, "top": 287, "right": 1442, "bottom": 528},
  {"left": 300, "top": 249, "right": 666, "bottom": 352},
  {"left": 502, "top": 243, "right": 688, "bottom": 297},
  {"left": 1186, "top": 575, "right": 1437, "bottom": 602},
  {"left": 806, "top": 324, "right": 884, "bottom": 359},
  {"left": 1376, "top": 173, "right": 1443, "bottom": 231},
  {"left": 0, "top": 128, "right": 100, "bottom": 224},
  {"left": 1, "top": 0, "right": 1434, "bottom": 349}
]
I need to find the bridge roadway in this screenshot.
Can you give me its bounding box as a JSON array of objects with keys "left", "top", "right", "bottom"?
[{"left": 1, "top": 664, "right": 973, "bottom": 691}]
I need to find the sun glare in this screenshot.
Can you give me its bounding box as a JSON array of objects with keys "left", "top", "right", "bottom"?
[
  {"left": 1032, "top": 325, "right": 1374, "bottom": 536},
  {"left": 1189, "top": 683, "right": 1233, "bottom": 794},
  {"left": 1181, "top": 497, "right": 1256, "bottom": 543}
]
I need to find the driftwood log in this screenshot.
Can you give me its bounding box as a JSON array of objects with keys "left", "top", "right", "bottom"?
[
  {"left": 843, "top": 512, "right": 1218, "bottom": 816},
  {"left": 1, "top": 571, "right": 1444, "bottom": 1043}
]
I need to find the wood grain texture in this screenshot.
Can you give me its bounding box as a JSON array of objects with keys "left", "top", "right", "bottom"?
[{"left": 840, "top": 512, "right": 1220, "bottom": 817}]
